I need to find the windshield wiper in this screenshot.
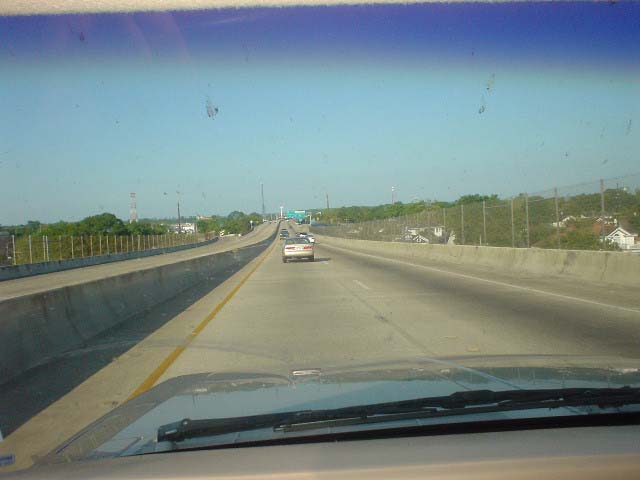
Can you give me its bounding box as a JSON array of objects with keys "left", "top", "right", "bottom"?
[{"left": 157, "top": 386, "right": 640, "bottom": 442}]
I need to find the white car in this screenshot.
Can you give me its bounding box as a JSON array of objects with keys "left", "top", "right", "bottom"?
[
  {"left": 282, "top": 238, "right": 314, "bottom": 262},
  {"left": 297, "top": 232, "right": 315, "bottom": 244}
]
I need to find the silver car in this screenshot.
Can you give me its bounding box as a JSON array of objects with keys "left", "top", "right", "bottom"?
[{"left": 282, "top": 237, "right": 314, "bottom": 262}]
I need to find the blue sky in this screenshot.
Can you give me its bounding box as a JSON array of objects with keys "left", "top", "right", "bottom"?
[{"left": 1, "top": 3, "right": 639, "bottom": 224}]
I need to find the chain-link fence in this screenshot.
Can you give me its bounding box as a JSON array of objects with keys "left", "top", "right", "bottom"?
[
  {"left": 0, "top": 232, "right": 215, "bottom": 267},
  {"left": 312, "top": 174, "right": 640, "bottom": 252}
]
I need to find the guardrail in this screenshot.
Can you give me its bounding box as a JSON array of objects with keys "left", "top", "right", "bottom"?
[{"left": 0, "top": 235, "right": 218, "bottom": 282}]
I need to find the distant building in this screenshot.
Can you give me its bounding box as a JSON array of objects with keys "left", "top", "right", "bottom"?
[
  {"left": 605, "top": 225, "right": 638, "bottom": 251},
  {"left": 171, "top": 223, "right": 196, "bottom": 234}
]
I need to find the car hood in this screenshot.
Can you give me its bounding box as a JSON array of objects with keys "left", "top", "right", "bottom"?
[{"left": 40, "top": 354, "right": 640, "bottom": 465}]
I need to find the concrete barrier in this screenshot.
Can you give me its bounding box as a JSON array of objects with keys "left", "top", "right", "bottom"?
[
  {"left": 0, "top": 231, "right": 276, "bottom": 385},
  {"left": 0, "top": 237, "right": 220, "bottom": 282},
  {"left": 313, "top": 235, "right": 640, "bottom": 288}
]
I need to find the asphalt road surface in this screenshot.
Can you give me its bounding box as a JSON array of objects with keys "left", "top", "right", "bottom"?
[{"left": 158, "top": 233, "right": 640, "bottom": 382}]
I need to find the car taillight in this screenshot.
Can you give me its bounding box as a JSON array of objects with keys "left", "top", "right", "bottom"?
[
  {"left": 285, "top": 246, "right": 296, "bottom": 250},
  {"left": 303, "top": 246, "right": 313, "bottom": 250}
]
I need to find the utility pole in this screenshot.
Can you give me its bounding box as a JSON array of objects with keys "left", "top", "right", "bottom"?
[
  {"left": 554, "top": 187, "right": 560, "bottom": 249},
  {"left": 482, "top": 200, "right": 487, "bottom": 246},
  {"left": 261, "top": 183, "right": 266, "bottom": 221},
  {"left": 510, "top": 197, "right": 515, "bottom": 248},
  {"left": 525, "top": 193, "right": 530, "bottom": 248},
  {"left": 599, "top": 178, "right": 605, "bottom": 246},
  {"left": 326, "top": 192, "right": 330, "bottom": 210},
  {"left": 391, "top": 186, "right": 396, "bottom": 205},
  {"left": 177, "top": 191, "right": 182, "bottom": 234}
]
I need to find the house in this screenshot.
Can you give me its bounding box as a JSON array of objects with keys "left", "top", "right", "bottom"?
[
  {"left": 171, "top": 223, "right": 196, "bottom": 234},
  {"left": 431, "top": 226, "right": 444, "bottom": 238},
  {"left": 604, "top": 223, "right": 638, "bottom": 251},
  {"left": 551, "top": 215, "right": 576, "bottom": 228}
]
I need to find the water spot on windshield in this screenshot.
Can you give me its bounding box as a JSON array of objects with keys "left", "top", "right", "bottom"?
[{"left": 206, "top": 98, "right": 219, "bottom": 119}]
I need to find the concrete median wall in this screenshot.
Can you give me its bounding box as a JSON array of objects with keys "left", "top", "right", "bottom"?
[
  {"left": 314, "top": 235, "right": 640, "bottom": 288},
  {"left": 0, "top": 237, "right": 220, "bottom": 282},
  {"left": 0, "top": 232, "right": 275, "bottom": 386}
]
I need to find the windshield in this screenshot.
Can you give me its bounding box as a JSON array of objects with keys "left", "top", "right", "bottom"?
[{"left": 1, "top": 0, "right": 640, "bottom": 473}]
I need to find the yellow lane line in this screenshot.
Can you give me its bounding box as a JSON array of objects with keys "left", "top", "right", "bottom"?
[{"left": 126, "top": 238, "right": 278, "bottom": 401}]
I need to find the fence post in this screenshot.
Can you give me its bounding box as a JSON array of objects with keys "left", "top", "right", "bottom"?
[
  {"left": 28, "top": 235, "right": 33, "bottom": 264},
  {"left": 99, "top": 236, "right": 103, "bottom": 255},
  {"left": 81, "top": 236, "right": 84, "bottom": 257},
  {"left": 510, "top": 198, "right": 515, "bottom": 248},
  {"left": 525, "top": 193, "right": 530, "bottom": 248},
  {"left": 138, "top": 235, "right": 141, "bottom": 251},
  {"left": 12, "top": 235, "right": 16, "bottom": 265},
  {"left": 71, "top": 236, "right": 75, "bottom": 259},
  {"left": 46, "top": 236, "right": 50, "bottom": 261},
  {"left": 120, "top": 236, "right": 123, "bottom": 253},
  {"left": 482, "top": 200, "right": 487, "bottom": 246},
  {"left": 460, "top": 204, "right": 465, "bottom": 245},
  {"left": 554, "top": 187, "right": 560, "bottom": 249},
  {"left": 600, "top": 178, "right": 605, "bottom": 246}
]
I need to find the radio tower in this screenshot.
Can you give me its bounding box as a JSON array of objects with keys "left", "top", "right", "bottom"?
[{"left": 129, "top": 192, "right": 138, "bottom": 223}]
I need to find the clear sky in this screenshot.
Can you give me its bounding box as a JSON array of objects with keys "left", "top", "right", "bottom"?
[{"left": 1, "top": 3, "right": 639, "bottom": 224}]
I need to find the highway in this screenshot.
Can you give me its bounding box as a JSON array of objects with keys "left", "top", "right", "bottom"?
[
  {"left": 2, "top": 222, "right": 640, "bottom": 472},
  {"left": 157, "top": 227, "right": 640, "bottom": 383}
]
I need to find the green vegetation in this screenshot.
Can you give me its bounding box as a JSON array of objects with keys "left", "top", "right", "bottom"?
[
  {"left": 196, "top": 211, "right": 263, "bottom": 236},
  {"left": 1, "top": 212, "right": 215, "bottom": 266},
  {"left": 315, "top": 188, "right": 639, "bottom": 251},
  {"left": 4, "top": 213, "right": 166, "bottom": 237}
]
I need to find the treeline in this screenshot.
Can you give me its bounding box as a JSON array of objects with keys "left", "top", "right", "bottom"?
[
  {"left": 4, "top": 213, "right": 167, "bottom": 237},
  {"left": 196, "top": 211, "right": 263, "bottom": 236},
  {"left": 317, "top": 194, "right": 499, "bottom": 224},
  {"left": 3, "top": 210, "right": 267, "bottom": 238},
  {"left": 316, "top": 188, "right": 640, "bottom": 250}
]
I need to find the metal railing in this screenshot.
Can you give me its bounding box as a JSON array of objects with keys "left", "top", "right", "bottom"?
[
  {"left": 0, "top": 232, "right": 215, "bottom": 267},
  {"left": 312, "top": 174, "right": 640, "bottom": 252}
]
